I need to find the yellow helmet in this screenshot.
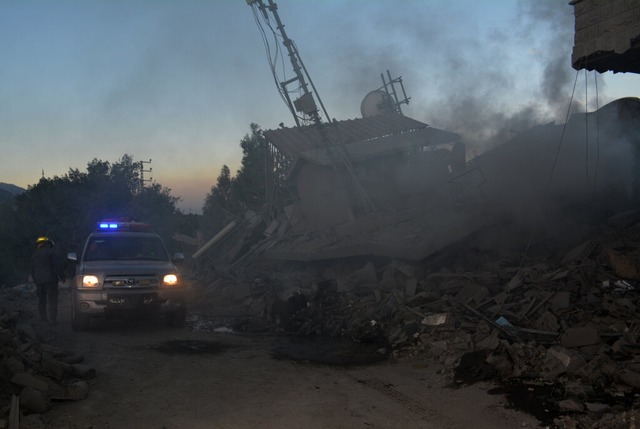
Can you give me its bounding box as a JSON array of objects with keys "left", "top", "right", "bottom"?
[{"left": 36, "top": 236, "right": 49, "bottom": 245}]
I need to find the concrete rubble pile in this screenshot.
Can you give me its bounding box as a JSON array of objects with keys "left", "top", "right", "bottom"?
[
  {"left": 193, "top": 208, "right": 640, "bottom": 427},
  {"left": 0, "top": 285, "right": 94, "bottom": 429}
]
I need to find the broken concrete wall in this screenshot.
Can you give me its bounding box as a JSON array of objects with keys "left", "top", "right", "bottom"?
[
  {"left": 194, "top": 211, "right": 266, "bottom": 278},
  {"left": 265, "top": 115, "right": 462, "bottom": 234},
  {"left": 294, "top": 146, "right": 457, "bottom": 232},
  {"left": 358, "top": 149, "right": 453, "bottom": 211},
  {"left": 470, "top": 98, "right": 640, "bottom": 222},
  {"left": 295, "top": 162, "right": 354, "bottom": 231},
  {"left": 571, "top": 0, "right": 640, "bottom": 73}
]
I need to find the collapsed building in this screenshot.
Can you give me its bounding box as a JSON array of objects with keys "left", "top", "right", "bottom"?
[
  {"left": 190, "top": 1, "right": 640, "bottom": 426},
  {"left": 195, "top": 96, "right": 640, "bottom": 276},
  {"left": 189, "top": 94, "right": 640, "bottom": 427},
  {"left": 194, "top": 0, "right": 640, "bottom": 317}
]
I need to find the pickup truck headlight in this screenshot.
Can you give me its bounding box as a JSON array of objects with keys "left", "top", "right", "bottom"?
[
  {"left": 82, "top": 275, "right": 100, "bottom": 287},
  {"left": 163, "top": 274, "right": 178, "bottom": 286}
]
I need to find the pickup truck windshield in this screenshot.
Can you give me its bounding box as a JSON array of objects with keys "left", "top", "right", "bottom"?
[{"left": 84, "top": 236, "right": 170, "bottom": 262}]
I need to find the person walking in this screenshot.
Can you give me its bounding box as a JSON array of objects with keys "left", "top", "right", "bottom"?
[{"left": 30, "top": 236, "right": 63, "bottom": 325}]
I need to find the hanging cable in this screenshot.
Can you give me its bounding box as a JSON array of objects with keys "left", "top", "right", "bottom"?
[
  {"left": 543, "top": 69, "right": 581, "bottom": 201},
  {"left": 584, "top": 69, "right": 590, "bottom": 187},
  {"left": 518, "top": 69, "right": 581, "bottom": 269},
  {"left": 592, "top": 72, "right": 601, "bottom": 197},
  {"left": 251, "top": 4, "right": 296, "bottom": 119}
]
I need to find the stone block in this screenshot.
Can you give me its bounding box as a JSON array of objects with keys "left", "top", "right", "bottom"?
[
  {"left": 606, "top": 249, "right": 639, "bottom": 279},
  {"left": 353, "top": 261, "right": 378, "bottom": 284},
  {"left": 558, "top": 399, "right": 585, "bottom": 412},
  {"left": 534, "top": 311, "right": 560, "bottom": 333},
  {"left": 66, "top": 381, "right": 90, "bottom": 401},
  {"left": 421, "top": 313, "right": 448, "bottom": 326},
  {"left": 72, "top": 364, "right": 97, "bottom": 379},
  {"left": 561, "top": 325, "right": 600, "bottom": 348},
  {"left": 404, "top": 278, "right": 417, "bottom": 298},
  {"left": 60, "top": 354, "right": 84, "bottom": 364},
  {"left": 617, "top": 369, "right": 640, "bottom": 388},
  {"left": 41, "top": 355, "right": 65, "bottom": 381},
  {"left": 550, "top": 291, "right": 571, "bottom": 311},
  {"left": 5, "top": 356, "right": 25, "bottom": 374},
  {"left": 19, "top": 386, "right": 51, "bottom": 413},
  {"left": 542, "top": 350, "right": 568, "bottom": 380},
  {"left": 11, "top": 373, "right": 48, "bottom": 391},
  {"left": 16, "top": 324, "right": 38, "bottom": 343}
]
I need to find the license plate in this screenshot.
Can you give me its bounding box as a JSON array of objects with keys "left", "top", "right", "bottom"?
[{"left": 107, "top": 294, "right": 157, "bottom": 308}]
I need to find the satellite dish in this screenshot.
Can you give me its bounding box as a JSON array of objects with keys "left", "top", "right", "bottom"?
[{"left": 360, "top": 90, "right": 395, "bottom": 118}]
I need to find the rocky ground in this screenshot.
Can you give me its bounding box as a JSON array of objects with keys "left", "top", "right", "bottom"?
[
  {"left": 0, "top": 286, "right": 540, "bottom": 429},
  {"left": 195, "top": 208, "right": 640, "bottom": 428},
  {"left": 3, "top": 210, "right": 640, "bottom": 428},
  {"left": 0, "top": 285, "right": 95, "bottom": 428}
]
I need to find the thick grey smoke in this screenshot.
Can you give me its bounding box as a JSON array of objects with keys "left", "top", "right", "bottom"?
[
  {"left": 517, "top": 0, "right": 580, "bottom": 116},
  {"left": 319, "top": 0, "right": 582, "bottom": 151},
  {"left": 425, "top": 0, "right": 579, "bottom": 150}
]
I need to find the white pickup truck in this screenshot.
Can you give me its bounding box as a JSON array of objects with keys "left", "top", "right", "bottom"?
[{"left": 67, "top": 220, "right": 186, "bottom": 331}]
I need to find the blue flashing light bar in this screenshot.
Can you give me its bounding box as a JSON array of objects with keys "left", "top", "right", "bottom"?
[
  {"left": 98, "top": 223, "right": 119, "bottom": 230},
  {"left": 96, "top": 220, "right": 152, "bottom": 232}
]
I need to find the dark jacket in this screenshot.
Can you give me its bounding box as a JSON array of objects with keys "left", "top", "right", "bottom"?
[{"left": 30, "top": 246, "right": 60, "bottom": 284}]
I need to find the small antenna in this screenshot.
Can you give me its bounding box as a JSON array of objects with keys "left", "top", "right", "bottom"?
[{"left": 379, "top": 70, "right": 411, "bottom": 115}]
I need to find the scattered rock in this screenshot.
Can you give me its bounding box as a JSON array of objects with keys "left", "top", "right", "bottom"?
[
  {"left": 0, "top": 285, "right": 91, "bottom": 422},
  {"left": 190, "top": 208, "right": 640, "bottom": 427}
]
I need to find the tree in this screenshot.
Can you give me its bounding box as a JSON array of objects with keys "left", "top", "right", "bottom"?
[
  {"left": 202, "top": 165, "right": 235, "bottom": 238},
  {"left": 201, "top": 124, "right": 269, "bottom": 239},
  {"left": 233, "top": 123, "right": 267, "bottom": 212},
  {"left": 0, "top": 154, "right": 181, "bottom": 286},
  {"left": 129, "top": 182, "right": 180, "bottom": 247}
]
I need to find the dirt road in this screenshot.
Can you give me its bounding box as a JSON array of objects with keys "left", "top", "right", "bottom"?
[{"left": 37, "top": 288, "right": 540, "bottom": 429}]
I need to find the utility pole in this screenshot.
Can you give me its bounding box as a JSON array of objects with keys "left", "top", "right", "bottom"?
[
  {"left": 247, "top": 0, "right": 378, "bottom": 216},
  {"left": 139, "top": 159, "right": 152, "bottom": 189},
  {"left": 247, "top": 0, "right": 330, "bottom": 128}
]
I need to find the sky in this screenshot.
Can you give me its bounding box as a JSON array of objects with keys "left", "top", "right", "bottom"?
[{"left": 1, "top": 0, "right": 639, "bottom": 213}]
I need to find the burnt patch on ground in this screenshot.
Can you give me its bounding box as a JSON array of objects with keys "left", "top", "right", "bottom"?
[
  {"left": 187, "top": 311, "right": 271, "bottom": 334},
  {"left": 273, "top": 335, "right": 388, "bottom": 366},
  {"left": 153, "top": 340, "right": 234, "bottom": 355},
  {"left": 489, "top": 379, "right": 639, "bottom": 427},
  {"left": 453, "top": 350, "right": 498, "bottom": 385},
  {"left": 489, "top": 381, "right": 562, "bottom": 426}
]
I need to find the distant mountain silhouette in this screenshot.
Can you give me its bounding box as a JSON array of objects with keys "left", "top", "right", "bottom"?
[
  {"left": 0, "top": 183, "right": 26, "bottom": 203},
  {"left": 0, "top": 183, "right": 26, "bottom": 195}
]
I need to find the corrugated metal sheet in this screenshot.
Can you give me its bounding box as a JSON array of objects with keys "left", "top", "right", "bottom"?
[
  {"left": 297, "top": 127, "right": 461, "bottom": 166},
  {"left": 263, "top": 114, "right": 459, "bottom": 160}
]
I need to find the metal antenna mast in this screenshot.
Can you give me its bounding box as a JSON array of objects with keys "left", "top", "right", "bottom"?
[
  {"left": 247, "top": 0, "right": 378, "bottom": 216},
  {"left": 380, "top": 70, "right": 411, "bottom": 115},
  {"left": 139, "top": 159, "right": 152, "bottom": 189},
  {"left": 247, "top": 0, "right": 330, "bottom": 127}
]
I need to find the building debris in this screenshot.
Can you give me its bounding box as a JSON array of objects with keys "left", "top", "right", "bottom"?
[
  {"left": 0, "top": 285, "right": 93, "bottom": 425},
  {"left": 191, "top": 96, "right": 640, "bottom": 427},
  {"left": 189, "top": 205, "right": 640, "bottom": 426}
]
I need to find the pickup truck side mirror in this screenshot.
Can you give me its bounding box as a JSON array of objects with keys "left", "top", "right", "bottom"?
[{"left": 67, "top": 252, "right": 78, "bottom": 262}]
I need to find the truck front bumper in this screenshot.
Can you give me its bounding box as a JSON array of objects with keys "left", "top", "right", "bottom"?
[{"left": 73, "top": 288, "right": 186, "bottom": 315}]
